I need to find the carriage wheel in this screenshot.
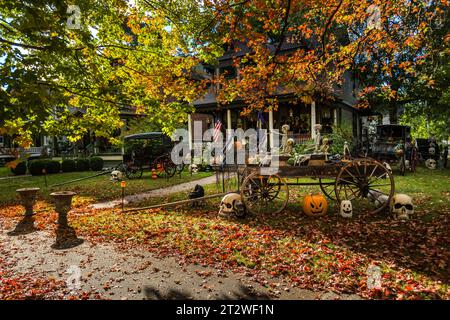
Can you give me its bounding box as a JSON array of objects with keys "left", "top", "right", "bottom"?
[
  {"left": 240, "top": 172, "right": 289, "bottom": 215},
  {"left": 319, "top": 178, "right": 337, "bottom": 200},
  {"left": 125, "top": 164, "right": 143, "bottom": 179},
  {"left": 335, "top": 159, "right": 395, "bottom": 214}
]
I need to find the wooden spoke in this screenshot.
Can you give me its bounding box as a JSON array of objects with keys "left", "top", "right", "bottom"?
[
  {"left": 336, "top": 159, "right": 395, "bottom": 214},
  {"left": 241, "top": 172, "right": 288, "bottom": 215}
]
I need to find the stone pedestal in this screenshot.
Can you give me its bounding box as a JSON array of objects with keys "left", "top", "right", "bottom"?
[
  {"left": 50, "top": 191, "right": 76, "bottom": 227},
  {"left": 16, "top": 188, "right": 40, "bottom": 216}
]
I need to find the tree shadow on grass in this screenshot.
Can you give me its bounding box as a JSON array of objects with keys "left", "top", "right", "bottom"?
[
  {"left": 7, "top": 215, "right": 38, "bottom": 236},
  {"left": 51, "top": 225, "right": 84, "bottom": 250}
]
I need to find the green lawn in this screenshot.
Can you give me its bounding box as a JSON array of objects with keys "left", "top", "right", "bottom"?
[
  {"left": 0, "top": 170, "right": 213, "bottom": 206},
  {"left": 70, "top": 166, "right": 449, "bottom": 299}
]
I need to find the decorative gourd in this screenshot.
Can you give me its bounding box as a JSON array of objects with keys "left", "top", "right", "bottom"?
[{"left": 302, "top": 193, "right": 328, "bottom": 216}]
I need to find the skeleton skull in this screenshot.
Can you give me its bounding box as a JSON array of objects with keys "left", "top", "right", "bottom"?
[
  {"left": 218, "top": 193, "right": 246, "bottom": 218},
  {"left": 339, "top": 200, "right": 353, "bottom": 218},
  {"left": 190, "top": 164, "right": 199, "bottom": 173},
  {"left": 425, "top": 158, "right": 437, "bottom": 170},
  {"left": 110, "top": 170, "right": 123, "bottom": 182},
  {"left": 391, "top": 193, "right": 414, "bottom": 220},
  {"left": 428, "top": 146, "right": 436, "bottom": 155}
]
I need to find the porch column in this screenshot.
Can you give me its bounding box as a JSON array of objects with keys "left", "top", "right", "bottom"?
[
  {"left": 188, "top": 113, "right": 193, "bottom": 151},
  {"left": 269, "top": 110, "right": 274, "bottom": 151},
  {"left": 333, "top": 108, "right": 338, "bottom": 126},
  {"left": 227, "top": 109, "right": 232, "bottom": 130},
  {"left": 311, "top": 101, "right": 317, "bottom": 140}
]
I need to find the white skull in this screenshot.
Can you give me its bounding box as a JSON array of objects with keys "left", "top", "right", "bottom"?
[
  {"left": 339, "top": 200, "right": 353, "bottom": 218},
  {"left": 425, "top": 158, "right": 436, "bottom": 170},
  {"left": 405, "top": 160, "right": 410, "bottom": 170},
  {"left": 110, "top": 170, "right": 123, "bottom": 182},
  {"left": 428, "top": 147, "right": 435, "bottom": 155},
  {"left": 391, "top": 193, "right": 414, "bottom": 220},
  {"left": 190, "top": 164, "right": 199, "bottom": 173},
  {"left": 219, "top": 193, "right": 246, "bottom": 218}
]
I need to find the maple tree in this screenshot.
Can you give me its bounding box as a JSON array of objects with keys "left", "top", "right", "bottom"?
[{"left": 1, "top": 0, "right": 448, "bottom": 146}]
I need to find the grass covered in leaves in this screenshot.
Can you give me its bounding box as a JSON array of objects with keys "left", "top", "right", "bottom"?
[
  {"left": 0, "top": 170, "right": 212, "bottom": 206},
  {"left": 0, "top": 167, "right": 448, "bottom": 299},
  {"left": 68, "top": 167, "right": 449, "bottom": 299}
]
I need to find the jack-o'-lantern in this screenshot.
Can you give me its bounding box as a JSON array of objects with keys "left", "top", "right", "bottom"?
[{"left": 302, "top": 193, "right": 328, "bottom": 216}]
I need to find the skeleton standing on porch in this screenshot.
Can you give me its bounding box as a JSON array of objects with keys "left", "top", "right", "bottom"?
[{"left": 313, "top": 124, "right": 322, "bottom": 153}]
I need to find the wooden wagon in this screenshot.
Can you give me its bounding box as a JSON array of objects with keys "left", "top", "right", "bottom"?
[{"left": 239, "top": 158, "right": 395, "bottom": 215}]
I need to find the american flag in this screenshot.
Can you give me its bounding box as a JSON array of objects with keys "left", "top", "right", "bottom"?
[{"left": 213, "top": 119, "right": 222, "bottom": 142}]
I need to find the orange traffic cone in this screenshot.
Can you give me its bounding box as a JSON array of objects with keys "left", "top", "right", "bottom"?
[{"left": 151, "top": 169, "right": 157, "bottom": 179}]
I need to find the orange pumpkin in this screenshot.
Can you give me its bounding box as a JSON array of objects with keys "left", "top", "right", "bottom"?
[{"left": 302, "top": 193, "right": 328, "bottom": 216}]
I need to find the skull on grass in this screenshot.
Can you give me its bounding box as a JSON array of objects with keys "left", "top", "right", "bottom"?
[
  {"left": 110, "top": 170, "right": 123, "bottom": 182},
  {"left": 218, "top": 193, "right": 246, "bottom": 219},
  {"left": 391, "top": 194, "right": 414, "bottom": 220},
  {"left": 190, "top": 164, "right": 199, "bottom": 174},
  {"left": 425, "top": 158, "right": 437, "bottom": 170}
]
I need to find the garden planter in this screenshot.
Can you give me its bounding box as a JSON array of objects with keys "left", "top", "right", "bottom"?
[
  {"left": 50, "top": 191, "right": 76, "bottom": 227},
  {"left": 16, "top": 187, "right": 40, "bottom": 216}
]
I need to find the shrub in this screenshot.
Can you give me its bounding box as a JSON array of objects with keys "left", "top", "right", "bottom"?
[
  {"left": 28, "top": 160, "right": 61, "bottom": 175},
  {"left": 61, "top": 159, "right": 77, "bottom": 172},
  {"left": 76, "top": 158, "right": 90, "bottom": 171},
  {"left": 28, "top": 160, "right": 47, "bottom": 176},
  {"left": 46, "top": 160, "right": 61, "bottom": 174},
  {"left": 89, "top": 156, "right": 104, "bottom": 171},
  {"left": 10, "top": 161, "right": 27, "bottom": 175}
]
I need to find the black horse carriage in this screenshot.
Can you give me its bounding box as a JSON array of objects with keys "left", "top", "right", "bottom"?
[
  {"left": 363, "top": 124, "right": 417, "bottom": 175},
  {"left": 119, "top": 132, "right": 182, "bottom": 179}
]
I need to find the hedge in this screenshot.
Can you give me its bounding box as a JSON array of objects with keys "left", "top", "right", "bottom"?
[
  {"left": 61, "top": 159, "right": 77, "bottom": 172},
  {"left": 28, "top": 160, "right": 61, "bottom": 175},
  {"left": 76, "top": 158, "right": 90, "bottom": 171},
  {"left": 89, "top": 157, "right": 104, "bottom": 171},
  {"left": 10, "top": 161, "right": 27, "bottom": 175}
]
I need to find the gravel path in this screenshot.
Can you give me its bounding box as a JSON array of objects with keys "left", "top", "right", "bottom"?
[{"left": 90, "top": 175, "right": 218, "bottom": 210}]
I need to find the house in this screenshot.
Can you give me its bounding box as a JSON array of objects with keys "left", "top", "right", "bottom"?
[{"left": 189, "top": 38, "right": 363, "bottom": 150}]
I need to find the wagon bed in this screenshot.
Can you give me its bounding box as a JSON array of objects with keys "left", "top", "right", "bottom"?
[{"left": 239, "top": 158, "right": 395, "bottom": 215}]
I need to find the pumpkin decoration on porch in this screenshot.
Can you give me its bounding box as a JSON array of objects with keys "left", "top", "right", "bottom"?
[{"left": 302, "top": 193, "right": 328, "bottom": 217}]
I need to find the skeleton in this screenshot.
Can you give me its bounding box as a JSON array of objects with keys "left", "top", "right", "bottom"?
[
  {"left": 110, "top": 170, "right": 123, "bottom": 182},
  {"left": 425, "top": 158, "right": 437, "bottom": 170},
  {"left": 391, "top": 193, "right": 414, "bottom": 220},
  {"left": 368, "top": 189, "right": 389, "bottom": 208},
  {"left": 284, "top": 138, "right": 295, "bottom": 156},
  {"left": 218, "top": 193, "right": 246, "bottom": 218},
  {"left": 339, "top": 200, "right": 353, "bottom": 218}
]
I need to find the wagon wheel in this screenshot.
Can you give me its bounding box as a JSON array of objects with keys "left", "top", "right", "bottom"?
[
  {"left": 319, "top": 178, "right": 337, "bottom": 200},
  {"left": 240, "top": 172, "right": 289, "bottom": 215},
  {"left": 335, "top": 159, "right": 395, "bottom": 214},
  {"left": 125, "top": 163, "right": 143, "bottom": 179}
]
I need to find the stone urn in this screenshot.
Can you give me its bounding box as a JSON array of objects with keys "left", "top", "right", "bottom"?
[
  {"left": 16, "top": 187, "right": 40, "bottom": 216},
  {"left": 50, "top": 191, "right": 76, "bottom": 227}
]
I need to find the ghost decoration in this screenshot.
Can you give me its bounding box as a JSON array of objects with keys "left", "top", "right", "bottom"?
[
  {"left": 339, "top": 200, "right": 353, "bottom": 218},
  {"left": 391, "top": 194, "right": 414, "bottom": 220},
  {"left": 382, "top": 162, "right": 392, "bottom": 175},
  {"left": 218, "top": 193, "right": 246, "bottom": 219},
  {"left": 425, "top": 158, "right": 437, "bottom": 170},
  {"left": 110, "top": 170, "right": 123, "bottom": 182},
  {"left": 368, "top": 189, "right": 389, "bottom": 208}
]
